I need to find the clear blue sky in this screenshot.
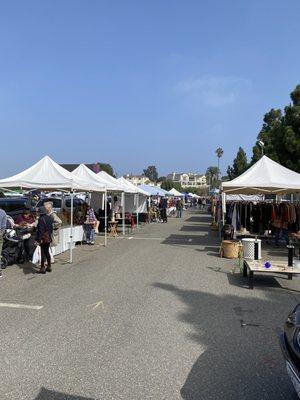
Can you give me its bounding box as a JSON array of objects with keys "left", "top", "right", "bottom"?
[{"left": 0, "top": 0, "right": 299, "bottom": 177}]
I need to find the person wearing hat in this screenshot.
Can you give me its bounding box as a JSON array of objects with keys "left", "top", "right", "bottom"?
[{"left": 35, "top": 206, "right": 53, "bottom": 274}]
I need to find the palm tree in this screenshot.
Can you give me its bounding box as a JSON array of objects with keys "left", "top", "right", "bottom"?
[{"left": 215, "top": 147, "right": 224, "bottom": 180}]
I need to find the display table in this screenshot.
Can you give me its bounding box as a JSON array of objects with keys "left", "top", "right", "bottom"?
[
  {"left": 243, "top": 259, "right": 300, "bottom": 289},
  {"left": 52, "top": 225, "right": 84, "bottom": 256},
  {"left": 108, "top": 221, "right": 118, "bottom": 237}
]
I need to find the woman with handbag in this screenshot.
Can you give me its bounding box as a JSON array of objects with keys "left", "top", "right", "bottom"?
[{"left": 36, "top": 207, "right": 53, "bottom": 274}]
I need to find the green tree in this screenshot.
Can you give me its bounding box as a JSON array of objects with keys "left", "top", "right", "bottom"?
[
  {"left": 98, "top": 163, "right": 115, "bottom": 177},
  {"left": 206, "top": 166, "right": 220, "bottom": 189},
  {"left": 250, "top": 85, "right": 300, "bottom": 172},
  {"left": 251, "top": 108, "right": 282, "bottom": 164},
  {"left": 143, "top": 165, "right": 158, "bottom": 182},
  {"left": 227, "top": 147, "right": 248, "bottom": 180},
  {"left": 161, "top": 179, "right": 183, "bottom": 192}
]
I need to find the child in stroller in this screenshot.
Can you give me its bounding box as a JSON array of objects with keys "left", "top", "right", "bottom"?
[
  {"left": 0, "top": 229, "right": 26, "bottom": 269},
  {"left": 0, "top": 227, "right": 36, "bottom": 269}
]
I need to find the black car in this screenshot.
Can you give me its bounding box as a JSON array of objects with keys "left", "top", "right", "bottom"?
[
  {"left": 0, "top": 197, "right": 34, "bottom": 219},
  {"left": 280, "top": 303, "right": 300, "bottom": 397}
]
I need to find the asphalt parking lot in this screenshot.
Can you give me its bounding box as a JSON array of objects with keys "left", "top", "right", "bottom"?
[{"left": 0, "top": 209, "right": 299, "bottom": 399}]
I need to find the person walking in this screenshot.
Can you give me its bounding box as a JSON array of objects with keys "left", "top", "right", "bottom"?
[
  {"left": 44, "top": 201, "right": 62, "bottom": 247},
  {"left": 161, "top": 197, "right": 168, "bottom": 223},
  {"left": 36, "top": 207, "right": 53, "bottom": 274},
  {"left": 44, "top": 201, "right": 62, "bottom": 265},
  {"left": 0, "top": 208, "right": 8, "bottom": 277},
  {"left": 84, "top": 206, "right": 97, "bottom": 245},
  {"left": 177, "top": 198, "right": 184, "bottom": 218}
]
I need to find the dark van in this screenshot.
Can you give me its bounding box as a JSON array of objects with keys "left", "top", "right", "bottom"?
[{"left": 0, "top": 197, "right": 33, "bottom": 219}]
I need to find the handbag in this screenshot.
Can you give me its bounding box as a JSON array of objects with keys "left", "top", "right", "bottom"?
[{"left": 41, "top": 218, "right": 51, "bottom": 244}]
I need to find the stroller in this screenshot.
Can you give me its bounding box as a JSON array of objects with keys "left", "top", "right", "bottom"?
[{"left": 0, "top": 228, "right": 28, "bottom": 269}]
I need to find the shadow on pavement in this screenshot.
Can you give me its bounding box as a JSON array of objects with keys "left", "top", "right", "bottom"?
[
  {"left": 185, "top": 215, "right": 212, "bottom": 223},
  {"left": 161, "top": 232, "right": 220, "bottom": 257},
  {"left": 34, "top": 388, "right": 95, "bottom": 400},
  {"left": 18, "top": 261, "right": 39, "bottom": 275},
  {"left": 162, "top": 211, "right": 221, "bottom": 257},
  {"left": 152, "top": 282, "right": 298, "bottom": 400},
  {"left": 180, "top": 225, "right": 212, "bottom": 233}
]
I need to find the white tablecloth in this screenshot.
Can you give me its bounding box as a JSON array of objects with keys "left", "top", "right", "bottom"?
[{"left": 52, "top": 225, "right": 84, "bottom": 256}]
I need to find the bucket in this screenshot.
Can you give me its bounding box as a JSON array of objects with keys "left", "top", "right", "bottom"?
[
  {"left": 242, "top": 238, "right": 262, "bottom": 260},
  {"left": 220, "top": 240, "right": 241, "bottom": 259}
]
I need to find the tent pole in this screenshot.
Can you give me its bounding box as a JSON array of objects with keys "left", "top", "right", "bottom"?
[
  {"left": 122, "top": 192, "right": 125, "bottom": 235},
  {"left": 104, "top": 190, "right": 107, "bottom": 246},
  {"left": 69, "top": 191, "right": 74, "bottom": 263},
  {"left": 222, "top": 193, "right": 226, "bottom": 225},
  {"left": 136, "top": 194, "right": 139, "bottom": 229}
]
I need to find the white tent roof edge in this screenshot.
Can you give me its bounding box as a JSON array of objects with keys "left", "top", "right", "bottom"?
[
  {"left": 0, "top": 155, "right": 102, "bottom": 192},
  {"left": 222, "top": 155, "right": 300, "bottom": 195}
]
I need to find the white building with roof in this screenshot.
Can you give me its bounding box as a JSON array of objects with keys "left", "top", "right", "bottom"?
[
  {"left": 167, "top": 172, "right": 207, "bottom": 188},
  {"left": 124, "top": 174, "right": 160, "bottom": 187}
]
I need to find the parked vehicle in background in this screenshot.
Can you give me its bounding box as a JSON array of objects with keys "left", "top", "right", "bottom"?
[
  {"left": 36, "top": 196, "right": 87, "bottom": 214},
  {"left": 280, "top": 303, "right": 300, "bottom": 398},
  {"left": 0, "top": 197, "right": 35, "bottom": 219},
  {"left": 36, "top": 197, "right": 63, "bottom": 213}
]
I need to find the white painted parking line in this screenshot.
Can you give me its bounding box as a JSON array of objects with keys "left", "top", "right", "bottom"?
[
  {"left": 86, "top": 301, "right": 104, "bottom": 310},
  {"left": 0, "top": 302, "right": 43, "bottom": 310}
]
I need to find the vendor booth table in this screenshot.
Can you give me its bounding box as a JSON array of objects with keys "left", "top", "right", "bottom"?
[
  {"left": 52, "top": 225, "right": 84, "bottom": 255},
  {"left": 243, "top": 260, "right": 300, "bottom": 289}
]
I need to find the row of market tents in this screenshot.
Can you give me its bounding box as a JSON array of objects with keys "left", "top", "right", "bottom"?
[
  {"left": 0, "top": 155, "right": 193, "bottom": 262},
  {"left": 0, "top": 155, "right": 198, "bottom": 199}
]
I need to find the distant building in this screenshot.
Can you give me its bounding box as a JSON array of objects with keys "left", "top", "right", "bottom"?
[
  {"left": 124, "top": 174, "right": 160, "bottom": 187},
  {"left": 166, "top": 172, "right": 207, "bottom": 188}
]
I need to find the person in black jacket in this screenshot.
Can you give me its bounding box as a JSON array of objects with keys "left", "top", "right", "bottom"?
[{"left": 36, "top": 206, "right": 53, "bottom": 274}]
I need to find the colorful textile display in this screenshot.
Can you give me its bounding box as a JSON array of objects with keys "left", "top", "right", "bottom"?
[{"left": 225, "top": 202, "right": 300, "bottom": 234}]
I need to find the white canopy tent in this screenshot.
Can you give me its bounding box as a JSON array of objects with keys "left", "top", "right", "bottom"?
[
  {"left": 0, "top": 156, "right": 105, "bottom": 262},
  {"left": 71, "top": 164, "right": 107, "bottom": 192},
  {"left": 189, "top": 192, "right": 200, "bottom": 199},
  {"left": 98, "top": 171, "right": 133, "bottom": 235},
  {"left": 98, "top": 171, "right": 125, "bottom": 192},
  {"left": 222, "top": 156, "right": 300, "bottom": 195},
  {"left": 117, "top": 177, "right": 149, "bottom": 196},
  {"left": 169, "top": 188, "right": 184, "bottom": 197},
  {"left": 221, "top": 156, "right": 300, "bottom": 225},
  {"left": 0, "top": 155, "right": 97, "bottom": 191},
  {"left": 72, "top": 164, "right": 110, "bottom": 246},
  {"left": 117, "top": 177, "right": 149, "bottom": 229},
  {"left": 138, "top": 184, "right": 169, "bottom": 197}
]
